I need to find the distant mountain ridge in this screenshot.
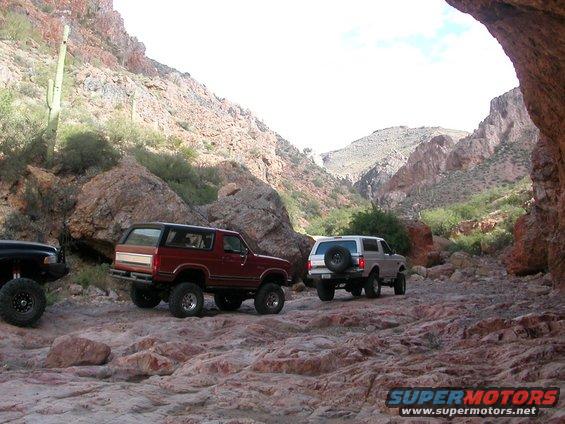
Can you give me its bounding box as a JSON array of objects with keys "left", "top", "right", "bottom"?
[{"left": 321, "top": 126, "right": 469, "bottom": 192}]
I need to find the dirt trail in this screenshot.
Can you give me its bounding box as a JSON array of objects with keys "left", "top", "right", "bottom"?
[{"left": 0, "top": 266, "right": 563, "bottom": 423}]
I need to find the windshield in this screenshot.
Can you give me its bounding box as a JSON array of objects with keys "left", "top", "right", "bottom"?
[{"left": 315, "top": 240, "right": 358, "bottom": 255}]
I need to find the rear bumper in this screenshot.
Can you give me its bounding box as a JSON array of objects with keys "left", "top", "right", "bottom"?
[
  {"left": 309, "top": 271, "right": 363, "bottom": 282},
  {"left": 109, "top": 268, "right": 154, "bottom": 288}
]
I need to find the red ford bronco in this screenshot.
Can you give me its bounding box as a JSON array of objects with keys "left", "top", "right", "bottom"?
[{"left": 110, "top": 223, "right": 292, "bottom": 317}]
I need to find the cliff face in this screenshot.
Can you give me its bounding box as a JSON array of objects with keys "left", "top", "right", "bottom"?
[
  {"left": 375, "top": 88, "right": 537, "bottom": 212},
  {"left": 446, "top": 0, "right": 564, "bottom": 285},
  {"left": 322, "top": 126, "right": 468, "bottom": 191},
  {"left": 0, "top": 0, "right": 356, "bottom": 230},
  {"left": 446, "top": 88, "right": 537, "bottom": 171},
  {"left": 1, "top": 0, "right": 158, "bottom": 75}
]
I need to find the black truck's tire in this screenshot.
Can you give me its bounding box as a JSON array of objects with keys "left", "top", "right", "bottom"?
[
  {"left": 316, "top": 280, "right": 335, "bottom": 301},
  {"left": 214, "top": 293, "right": 243, "bottom": 311},
  {"left": 364, "top": 271, "right": 381, "bottom": 299},
  {"left": 254, "top": 283, "right": 285, "bottom": 315},
  {"left": 394, "top": 272, "right": 406, "bottom": 295},
  {"left": 169, "top": 283, "right": 204, "bottom": 318},
  {"left": 324, "top": 246, "right": 352, "bottom": 273},
  {"left": 0, "top": 278, "right": 46, "bottom": 327},
  {"left": 130, "top": 286, "right": 161, "bottom": 309},
  {"left": 350, "top": 286, "right": 362, "bottom": 297}
]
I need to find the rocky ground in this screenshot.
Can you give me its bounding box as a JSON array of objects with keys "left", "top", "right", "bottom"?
[{"left": 0, "top": 259, "right": 563, "bottom": 423}]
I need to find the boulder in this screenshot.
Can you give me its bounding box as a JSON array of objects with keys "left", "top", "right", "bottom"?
[
  {"left": 218, "top": 182, "right": 241, "bottom": 198},
  {"left": 292, "top": 281, "right": 307, "bottom": 292},
  {"left": 433, "top": 236, "right": 452, "bottom": 252},
  {"left": 206, "top": 178, "right": 314, "bottom": 279},
  {"left": 111, "top": 351, "right": 175, "bottom": 377},
  {"left": 450, "top": 251, "right": 475, "bottom": 269},
  {"left": 426, "top": 263, "right": 455, "bottom": 280},
  {"left": 45, "top": 336, "right": 111, "bottom": 368},
  {"left": 449, "top": 270, "right": 465, "bottom": 283},
  {"left": 408, "top": 274, "right": 425, "bottom": 284},
  {"left": 503, "top": 214, "right": 548, "bottom": 276},
  {"left": 405, "top": 220, "right": 442, "bottom": 267},
  {"left": 411, "top": 265, "right": 427, "bottom": 278},
  {"left": 68, "top": 157, "right": 207, "bottom": 257},
  {"left": 446, "top": 1, "right": 564, "bottom": 287}
]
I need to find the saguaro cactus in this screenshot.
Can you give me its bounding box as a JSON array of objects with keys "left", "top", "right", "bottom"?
[{"left": 45, "top": 24, "right": 70, "bottom": 163}]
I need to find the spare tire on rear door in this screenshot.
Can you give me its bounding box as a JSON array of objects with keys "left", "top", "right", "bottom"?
[{"left": 324, "top": 246, "right": 352, "bottom": 273}]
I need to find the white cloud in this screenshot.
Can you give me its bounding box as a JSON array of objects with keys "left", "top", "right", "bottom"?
[{"left": 113, "top": 0, "right": 518, "bottom": 151}]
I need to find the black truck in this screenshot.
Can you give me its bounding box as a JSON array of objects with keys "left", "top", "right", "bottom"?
[{"left": 0, "top": 240, "right": 69, "bottom": 327}]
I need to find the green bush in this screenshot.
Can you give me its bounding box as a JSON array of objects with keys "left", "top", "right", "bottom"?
[
  {"left": 346, "top": 206, "right": 411, "bottom": 254},
  {"left": 105, "top": 116, "right": 164, "bottom": 147},
  {"left": 75, "top": 264, "right": 110, "bottom": 289},
  {"left": 0, "top": 89, "right": 45, "bottom": 183},
  {"left": 59, "top": 128, "right": 121, "bottom": 173},
  {"left": 306, "top": 206, "right": 362, "bottom": 236},
  {"left": 449, "top": 228, "right": 514, "bottom": 255},
  {"left": 134, "top": 148, "right": 219, "bottom": 205},
  {"left": 420, "top": 208, "right": 461, "bottom": 237}
]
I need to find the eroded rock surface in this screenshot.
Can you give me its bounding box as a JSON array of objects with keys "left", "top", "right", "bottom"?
[{"left": 0, "top": 261, "right": 562, "bottom": 423}]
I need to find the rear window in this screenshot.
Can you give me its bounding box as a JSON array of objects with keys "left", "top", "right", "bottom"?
[
  {"left": 165, "top": 228, "right": 214, "bottom": 250},
  {"left": 315, "top": 240, "right": 358, "bottom": 255},
  {"left": 124, "top": 228, "right": 162, "bottom": 247}
]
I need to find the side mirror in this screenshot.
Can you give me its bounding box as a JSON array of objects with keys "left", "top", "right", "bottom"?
[{"left": 241, "top": 247, "right": 249, "bottom": 256}]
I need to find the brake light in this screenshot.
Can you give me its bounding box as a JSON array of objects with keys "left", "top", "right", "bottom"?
[
  {"left": 152, "top": 254, "right": 160, "bottom": 276},
  {"left": 358, "top": 257, "right": 366, "bottom": 270},
  {"left": 307, "top": 260, "right": 312, "bottom": 271}
]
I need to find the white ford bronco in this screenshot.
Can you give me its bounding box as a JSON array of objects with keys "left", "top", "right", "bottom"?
[{"left": 307, "top": 236, "right": 406, "bottom": 301}]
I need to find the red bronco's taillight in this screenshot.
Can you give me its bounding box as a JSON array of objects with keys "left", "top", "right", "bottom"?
[
  {"left": 358, "top": 257, "right": 366, "bottom": 270},
  {"left": 307, "top": 260, "right": 312, "bottom": 271},
  {"left": 152, "top": 254, "right": 160, "bottom": 276}
]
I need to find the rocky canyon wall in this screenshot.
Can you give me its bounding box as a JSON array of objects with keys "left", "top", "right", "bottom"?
[{"left": 447, "top": 0, "right": 564, "bottom": 285}]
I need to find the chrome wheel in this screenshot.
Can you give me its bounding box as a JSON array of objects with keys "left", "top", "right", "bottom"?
[
  {"left": 265, "top": 292, "right": 280, "bottom": 309},
  {"left": 181, "top": 293, "right": 198, "bottom": 312}
]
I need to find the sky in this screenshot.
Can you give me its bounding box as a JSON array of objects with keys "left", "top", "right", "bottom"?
[{"left": 113, "top": 0, "right": 519, "bottom": 152}]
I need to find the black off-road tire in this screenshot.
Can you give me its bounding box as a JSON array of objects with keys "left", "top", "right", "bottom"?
[
  {"left": 324, "top": 246, "right": 352, "bottom": 273},
  {"left": 254, "top": 283, "right": 285, "bottom": 315},
  {"left": 316, "top": 280, "right": 335, "bottom": 301},
  {"left": 214, "top": 293, "right": 243, "bottom": 311},
  {"left": 364, "top": 271, "right": 381, "bottom": 299},
  {"left": 130, "top": 286, "right": 161, "bottom": 309},
  {"left": 394, "top": 272, "right": 406, "bottom": 295},
  {"left": 0, "top": 278, "right": 46, "bottom": 327},
  {"left": 169, "top": 282, "right": 204, "bottom": 318},
  {"left": 350, "top": 286, "right": 363, "bottom": 297}
]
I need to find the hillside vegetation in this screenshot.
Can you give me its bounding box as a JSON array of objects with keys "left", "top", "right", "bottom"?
[{"left": 420, "top": 178, "right": 532, "bottom": 254}]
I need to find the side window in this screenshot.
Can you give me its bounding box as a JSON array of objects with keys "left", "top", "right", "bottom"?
[
  {"left": 223, "top": 235, "right": 243, "bottom": 254},
  {"left": 124, "top": 228, "right": 161, "bottom": 246},
  {"left": 381, "top": 241, "right": 393, "bottom": 255},
  {"left": 362, "top": 239, "right": 379, "bottom": 252},
  {"left": 165, "top": 228, "right": 214, "bottom": 250}
]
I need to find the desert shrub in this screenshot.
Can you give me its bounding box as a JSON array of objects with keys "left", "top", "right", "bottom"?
[
  {"left": 0, "top": 11, "right": 41, "bottom": 42},
  {"left": 306, "top": 206, "right": 362, "bottom": 236},
  {"left": 75, "top": 264, "right": 110, "bottom": 289},
  {"left": 421, "top": 208, "right": 461, "bottom": 237},
  {"left": 449, "top": 228, "right": 514, "bottom": 255},
  {"left": 105, "top": 116, "right": 167, "bottom": 148},
  {"left": 133, "top": 148, "right": 219, "bottom": 205},
  {"left": 0, "top": 89, "right": 45, "bottom": 182},
  {"left": 346, "top": 206, "right": 411, "bottom": 254},
  {"left": 0, "top": 211, "right": 45, "bottom": 241},
  {"left": 59, "top": 128, "right": 121, "bottom": 173}
]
